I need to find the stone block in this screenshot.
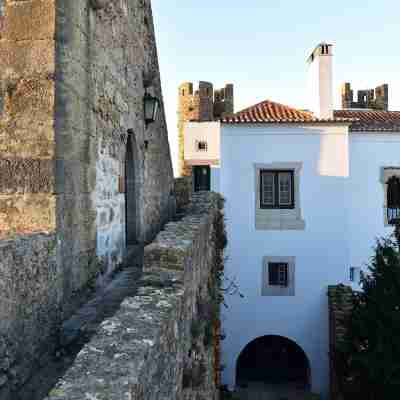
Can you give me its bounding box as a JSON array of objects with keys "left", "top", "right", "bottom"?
[
  {"left": 0, "top": 194, "right": 56, "bottom": 238},
  {"left": 0, "top": 39, "right": 54, "bottom": 78},
  {"left": 0, "top": 0, "right": 55, "bottom": 41},
  {"left": 54, "top": 82, "right": 93, "bottom": 136},
  {"left": 56, "top": 193, "right": 96, "bottom": 233},
  {"left": 55, "top": 0, "right": 90, "bottom": 36},
  {"left": 0, "top": 123, "right": 55, "bottom": 159},
  {"left": 55, "top": 159, "right": 96, "bottom": 194},
  {"left": 0, "top": 159, "right": 55, "bottom": 194},
  {"left": 1, "top": 77, "right": 54, "bottom": 124}
]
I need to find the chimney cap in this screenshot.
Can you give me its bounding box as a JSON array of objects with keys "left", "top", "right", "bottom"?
[{"left": 307, "top": 43, "right": 333, "bottom": 64}]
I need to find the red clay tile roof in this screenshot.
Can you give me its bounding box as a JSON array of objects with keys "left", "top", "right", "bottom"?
[
  {"left": 221, "top": 100, "right": 351, "bottom": 124},
  {"left": 221, "top": 99, "right": 400, "bottom": 132},
  {"left": 334, "top": 110, "right": 400, "bottom": 132}
]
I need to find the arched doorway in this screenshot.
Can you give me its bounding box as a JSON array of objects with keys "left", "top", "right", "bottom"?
[
  {"left": 125, "top": 135, "right": 137, "bottom": 245},
  {"left": 236, "top": 336, "right": 311, "bottom": 397}
]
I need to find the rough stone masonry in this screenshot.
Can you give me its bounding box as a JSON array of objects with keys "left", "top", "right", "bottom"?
[
  {"left": 0, "top": 0, "right": 174, "bottom": 397},
  {"left": 46, "top": 192, "right": 223, "bottom": 400}
]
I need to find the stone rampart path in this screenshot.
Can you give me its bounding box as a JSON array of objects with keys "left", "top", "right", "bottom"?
[{"left": 14, "top": 248, "right": 143, "bottom": 400}]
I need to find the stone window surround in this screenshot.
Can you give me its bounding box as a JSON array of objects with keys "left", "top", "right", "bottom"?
[
  {"left": 262, "top": 256, "right": 296, "bottom": 296},
  {"left": 254, "top": 162, "right": 305, "bottom": 231},
  {"left": 380, "top": 167, "right": 400, "bottom": 226}
]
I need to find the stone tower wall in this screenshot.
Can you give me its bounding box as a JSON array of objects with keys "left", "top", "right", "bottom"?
[
  {"left": 341, "top": 82, "right": 389, "bottom": 111},
  {"left": 0, "top": 0, "right": 57, "bottom": 238},
  {"left": 214, "top": 83, "right": 234, "bottom": 119},
  {"left": 375, "top": 84, "right": 389, "bottom": 111},
  {"left": 0, "top": 1, "right": 174, "bottom": 396}
]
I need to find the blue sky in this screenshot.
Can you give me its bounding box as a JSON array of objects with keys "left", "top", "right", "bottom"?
[{"left": 152, "top": 0, "right": 400, "bottom": 175}]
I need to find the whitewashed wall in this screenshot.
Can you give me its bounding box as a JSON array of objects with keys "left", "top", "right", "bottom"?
[
  {"left": 214, "top": 122, "right": 400, "bottom": 398},
  {"left": 211, "top": 166, "right": 220, "bottom": 193},
  {"left": 219, "top": 123, "right": 349, "bottom": 398},
  {"left": 347, "top": 133, "right": 400, "bottom": 273},
  {"left": 184, "top": 122, "right": 221, "bottom": 163},
  {"left": 96, "top": 147, "right": 125, "bottom": 272}
]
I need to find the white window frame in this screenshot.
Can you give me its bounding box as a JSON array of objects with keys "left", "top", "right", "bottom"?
[{"left": 255, "top": 162, "right": 305, "bottom": 230}]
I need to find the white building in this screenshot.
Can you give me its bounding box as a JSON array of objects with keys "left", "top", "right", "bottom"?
[{"left": 183, "top": 43, "right": 400, "bottom": 398}]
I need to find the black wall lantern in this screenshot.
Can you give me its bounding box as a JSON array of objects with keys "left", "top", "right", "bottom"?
[{"left": 144, "top": 90, "right": 160, "bottom": 127}]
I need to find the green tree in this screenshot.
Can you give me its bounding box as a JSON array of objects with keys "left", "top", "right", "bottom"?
[{"left": 338, "top": 222, "right": 400, "bottom": 399}]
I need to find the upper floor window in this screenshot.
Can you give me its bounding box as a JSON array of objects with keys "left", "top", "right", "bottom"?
[
  {"left": 387, "top": 176, "right": 400, "bottom": 225},
  {"left": 260, "top": 170, "right": 294, "bottom": 209},
  {"left": 196, "top": 141, "right": 208, "bottom": 152},
  {"left": 255, "top": 163, "right": 305, "bottom": 231}
]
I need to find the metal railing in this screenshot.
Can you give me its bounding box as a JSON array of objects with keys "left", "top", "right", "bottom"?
[{"left": 387, "top": 207, "right": 400, "bottom": 224}]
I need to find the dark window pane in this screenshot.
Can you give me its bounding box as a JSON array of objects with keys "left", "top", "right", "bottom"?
[
  {"left": 260, "top": 170, "right": 294, "bottom": 209},
  {"left": 279, "top": 172, "right": 292, "bottom": 205},
  {"left": 387, "top": 176, "right": 400, "bottom": 207},
  {"left": 387, "top": 176, "right": 400, "bottom": 224},
  {"left": 261, "top": 171, "right": 275, "bottom": 206},
  {"left": 197, "top": 141, "right": 208, "bottom": 151},
  {"left": 268, "top": 263, "right": 288, "bottom": 286}
]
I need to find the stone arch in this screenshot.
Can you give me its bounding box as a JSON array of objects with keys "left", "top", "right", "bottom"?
[
  {"left": 125, "top": 133, "right": 139, "bottom": 245},
  {"left": 236, "top": 335, "right": 311, "bottom": 390}
]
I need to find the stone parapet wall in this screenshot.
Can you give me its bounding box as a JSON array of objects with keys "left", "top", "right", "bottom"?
[
  {"left": 174, "top": 176, "right": 193, "bottom": 213},
  {"left": 46, "top": 192, "right": 223, "bottom": 400},
  {"left": 0, "top": 233, "right": 59, "bottom": 399},
  {"left": 328, "top": 284, "right": 354, "bottom": 400}
]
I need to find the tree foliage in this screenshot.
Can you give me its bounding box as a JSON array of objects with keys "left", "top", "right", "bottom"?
[{"left": 335, "top": 223, "right": 400, "bottom": 399}]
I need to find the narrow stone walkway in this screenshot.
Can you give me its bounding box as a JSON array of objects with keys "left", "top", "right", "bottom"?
[
  {"left": 14, "top": 248, "right": 143, "bottom": 400},
  {"left": 236, "top": 381, "right": 310, "bottom": 400}
]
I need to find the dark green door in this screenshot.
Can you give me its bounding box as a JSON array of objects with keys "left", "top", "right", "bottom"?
[{"left": 193, "top": 166, "right": 211, "bottom": 192}]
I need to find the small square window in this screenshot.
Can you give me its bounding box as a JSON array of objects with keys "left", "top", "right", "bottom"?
[
  {"left": 268, "top": 262, "right": 288, "bottom": 287},
  {"left": 196, "top": 141, "right": 208, "bottom": 152},
  {"left": 262, "top": 256, "right": 295, "bottom": 296},
  {"left": 260, "top": 170, "right": 294, "bottom": 209}
]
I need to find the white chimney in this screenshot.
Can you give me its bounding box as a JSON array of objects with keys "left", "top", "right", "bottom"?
[{"left": 307, "top": 43, "right": 333, "bottom": 119}]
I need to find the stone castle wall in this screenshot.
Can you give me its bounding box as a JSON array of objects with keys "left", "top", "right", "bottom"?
[
  {"left": 46, "top": 192, "right": 223, "bottom": 400},
  {"left": 0, "top": 0, "right": 174, "bottom": 396},
  {"left": 341, "top": 82, "right": 389, "bottom": 111},
  {"left": 0, "top": 233, "right": 59, "bottom": 398},
  {"left": 328, "top": 285, "right": 354, "bottom": 400},
  {"left": 174, "top": 176, "right": 193, "bottom": 214},
  {"left": 0, "top": 0, "right": 56, "bottom": 238},
  {"left": 55, "top": 0, "right": 174, "bottom": 291}
]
